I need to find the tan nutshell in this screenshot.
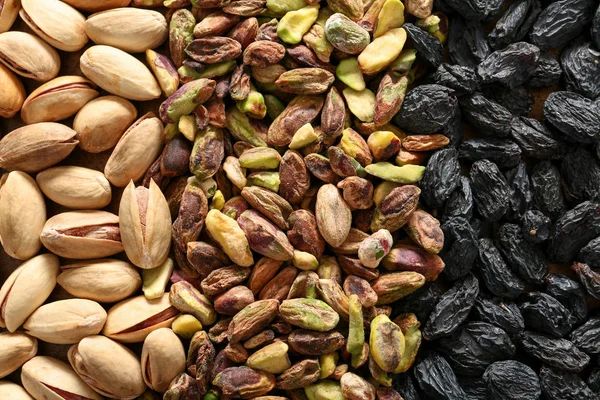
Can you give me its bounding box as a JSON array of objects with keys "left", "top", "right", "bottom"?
[
  {"left": 0, "top": 63, "right": 25, "bottom": 118},
  {"left": 0, "top": 381, "right": 34, "bottom": 399},
  {"left": 141, "top": 328, "right": 186, "bottom": 392},
  {"left": 0, "top": 31, "right": 60, "bottom": 81},
  {"left": 0, "top": 0, "right": 20, "bottom": 33},
  {"left": 36, "top": 166, "right": 112, "bottom": 209},
  {"left": 0, "top": 332, "right": 37, "bottom": 379},
  {"left": 62, "top": 0, "right": 131, "bottom": 13}
]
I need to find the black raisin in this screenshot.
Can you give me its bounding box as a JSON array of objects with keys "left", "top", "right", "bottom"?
[
  {"left": 483, "top": 360, "right": 541, "bottom": 400},
  {"left": 448, "top": 17, "right": 491, "bottom": 67},
  {"left": 440, "top": 217, "right": 478, "bottom": 280},
  {"left": 473, "top": 295, "right": 525, "bottom": 336},
  {"left": 580, "top": 236, "right": 600, "bottom": 268},
  {"left": 442, "top": 106, "right": 465, "bottom": 147},
  {"left": 443, "top": 0, "right": 504, "bottom": 21},
  {"left": 420, "top": 148, "right": 461, "bottom": 208},
  {"left": 413, "top": 352, "right": 467, "bottom": 400},
  {"left": 519, "top": 331, "right": 590, "bottom": 373},
  {"left": 530, "top": 161, "right": 565, "bottom": 220},
  {"left": 432, "top": 63, "right": 480, "bottom": 95},
  {"left": 403, "top": 23, "right": 443, "bottom": 68},
  {"left": 540, "top": 365, "right": 598, "bottom": 400},
  {"left": 498, "top": 224, "right": 547, "bottom": 284},
  {"left": 478, "top": 238, "right": 526, "bottom": 300},
  {"left": 443, "top": 177, "right": 474, "bottom": 221},
  {"left": 505, "top": 162, "right": 533, "bottom": 221},
  {"left": 561, "top": 147, "right": 600, "bottom": 203},
  {"left": 482, "top": 85, "right": 534, "bottom": 116},
  {"left": 460, "top": 93, "right": 513, "bottom": 137},
  {"left": 587, "top": 367, "right": 600, "bottom": 392},
  {"left": 457, "top": 376, "right": 487, "bottom": 400},
  {"left": 544, "top": 273, "right": 589, "bottom": 325},
  {"left": 572, "top": 262, "right": 600, "bottom": 300},
  {"left": 570, "top": 316, "right": 600, "bottom": 354},
  {"left": 529, "top": 52, "right": 562, "bottom": 87},
  {"left": 560, "top": 40, "right": 600, "bottom": 100},
  {"left": 477, "top": 42, "right": 540, "bottom": 88},
  {"left": 392, "top": 282, "right": 442, "bottom": 324},
  {"left": 518, "top": 292, "right": 573, "bottom": 337},
  {"left": 470, "top": 160, "right": 510, "bottom": 221},
  {"left": 547, "top": 201, "right": 600, "bottom": 263},
  {"left": 471, "top": 218, "right": 494, "bottom": 239},
  {"left": 392, "top": 374, "right": 421, "bottom": 400},
  {"left": 393, "top": 84, "right": 458, "bottom": 134},
  {"left": 459, "top": 138, "right": 522, "bottom": 169},
  {"left": 488, "top": 0, "right": 542, "bottom": 49},
  {"left": 522, "top": 210, "right": 552, "bottom": 243},
  {"left": 543, "top": 91, "right": 600, "bottom": 144},
  {"left": 592, "top": 4, "right": 600, "bottom": 48},
  {"left": 509, "top": 117, "right": 563, "bottom": 160}
]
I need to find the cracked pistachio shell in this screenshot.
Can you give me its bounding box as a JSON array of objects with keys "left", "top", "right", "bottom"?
[
  {"left": 103, "top": 293, "right": 180, "bottom": 343},
  {"left": 73, "top": 95, "right": 137, "bottom": 153},
  {"left": 80, "top": 45, "right": 161, "bottom": 101},
  {"left": 205, "top": 209, "right": 254, "bottom": 267},
  {"left": 20, "top": 0, "right": 87, "bottom": 51},
  {"left": 0, "top": 332, "right": 37, "bottom": 379},
  {"left": 21, "top": 356, "right": 102, "bottom": 400},
  {"left": 23, "top": 299, "right": 107, "bottom": 345},
  {"left": 0, "top": 171, "right": 45, "bottom": 260},
  {"left": 21, "top": 76, "right": 98, "bottom": 125},
  {"left": 36, "top": 166, "right": 111, "bottom": 209},
  {"left": 0, "top": 0, "right": 20, "bottom": 33},
  {"left": 0, "top": 63, "right": 25, "bottom": 118},
  {"left": 141, "top": 328, "right": 186, "bottom": 393},
  {"left": 58, "top": 259, "right": 141, "bottom": 303},
  {"left": 68, "top": 335, "right": 146, "bottom": 399},
  {"left": 40, "top": 210, "right": 123, "bottom": 259},
  {"left": 0, "top": 381, "right": 34, "bottom": 399},
  {"left": 119, "top": 180, "right": 171, "bottom": 269},
  {"left": 104, "top": 113, "right": 164, "bottom": 187},
  {"left": 86, "top": 8, "right": 168, "bottom": 53},
  {"left": 0, "top": 31, "right": 60, "bottom": 81},
  {"left": 0, "top": 254, "right": 60, "bottom": 332},
  {"left": 62, "top": 0, "right": 131, "bottom": 12}
]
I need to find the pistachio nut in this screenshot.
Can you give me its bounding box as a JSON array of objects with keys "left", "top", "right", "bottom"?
[
  {"left": 336, "top": 57, "right": 366, "bottom": 91},
  {"left": 119, "top": 180, "right": 171, "bottom": 269},
  {"left": 215, "top": 286, "right": 255, "bottom": 316},
  {"left": 143, "top": 258, "right": 174, "bottom": 300},
  {"left": 36, "top": 166, "right": 111, "bottom": 209},
  {"left": 146, "top": 49, "right": 180, "bottom": 97},
  {"left": 315, "top": 184, "right": 352, "bottom": 247},
  {"left": 188, "top": 330, "right": 216, "bottom": 394},
  {"left": 279, "top": 298, "right": 340, "bottom": 331},
  {"left": 40, "top": 210, "right": 123, "bottom": 259},
  {"left": 319, "top": 353, "right": 339, "bottom": 379},
  {"left": 205, "top": 209, "right": 254, "bottom": 267},
  {"left": 20, "top": 76, "right": 98, "bottom": 124},
  {"left": 238, "top": 209, "right": 295, "bottom": 261},
  {"left": 86, "top": 8, "right": 168, "bottom": 53},
  {"left": 382, "top": 244, "right": 445, "bottom": 281},
  {"left": 393, "top": 313, "right": 421, "bottom": 373},
  {"left": 159, "top": 78, "right": 216, "bottom": 124},
  {"left": 343, "top": 87, "right": 376, "bottom": 122},
  {"left": 172, "top": 314, "right": 203, "bottom": 339},
  {"left": 289, "top": 329, "right": 345, "bottom": 357},
  {"left": 61, "top": 0, "right": 131, "bottom": 12},
  {"left": 23, "top": 299, "right": 106, "bottom": 345},
  {"left": 68, "top": 335, "right": 147, "bottom": 399},
  {"left": 241, "top": 186, "right": 293, "bottom": 230},
  {"left": 358, "top": 28, "right": 407, "bottom": 75},
  {"left": 325, "top": 13, "right": 370, "bottom": 55},
  {"left": 268, "top": 95, "right": 324, "bottom": 147},
  {"left": 367, "top": 131, "right": 402, "bottom": 162},
  {"left": 0, "top": 381, "right": 33, "bottom": 399},
  {"left": 305, "top": 380, "right": 346, "bottom": 400},
  {"left": 0, "top": 31, "right": 60, "bottom": 81},
  {"left": 103, "top": 293, "right": 180, "bottom": 343},
  {"left": 20, "top": 0, "right": 87, "bottom": 51},
  {"left": 371, "top": 272, "right": 426, "bottom": 305},
  {"left": 58, "top": 258, "right": 141, "bottom": 303},
  {"left": 275, "top": 358, "right": 320, "bottom": 390},
  {"left": 246, "top": 341, "right": 292, "bottom": 374},
  {"left": 248, "top": 258, "right": 283, "bottom": 296},
  {"left": 0, "top": 0, "right": 19, "bottom": 33},
  {"left": 164, "top": 373, "right": 202, "bottom": 400},
  {"left": 373, "top": 0, "right": 404, "bottom": 38},
  {"left": 73, "top": 95, "right": 137, "bottom": 153},
  {"left": 80, "top": 45, "right": 161, "bottom": 101},
  {"left": 371, "top": 185, "right": 421, "bottom": 232},
  {"left": 259, "top": 265, "right": 298, "bottom": 302},
  {"left": 404, "top": 209, "right": 445, "bottom": 254},
  {"left": 21, "top": 356, "right": 103, "bottom": 400},
  {"left": 104, "top": 113, "right": 164, "bottom": 187},
  {"left": 228, "top": 299, "right": 280, "bottom": 344},
  {"left": 344, "top": 275, "right": 379, "bottom": 307},
  {"left": 346, "top": 294, "right": 365, "bottom": 356},
  {"left": 0, "top": 122, "right": 78, "bottom": 173},
  {"left": 358, "top": 229, "right": 394, "bottom": 268},
  {"left": 0, "top": 332, "right": 37, "bottom": 379},
  {"left": 213, "top": 366, "right": 276, "bottom": 399},
  {"left": 370, "top": 314, "right": 405, "bottom": 373},
  {"left": 0, "top": 171, "right": 46, "bottom": 260},
  {"left": 0, "top": 63, "right": 25, "bottom": 118},
  {"left": 340, "top": 372, "right": 376, "bottom": 400},
  {"left": 0, "top": 254, "right": 59, "bottom": 332},
  {"left": 141, "top": 328, "right": 186, "bottom": 393},
  {"left": 169, "top": 9, "right": 195, "bottom": 67},
  {"left": 169, "top": 281, "right": 217, "bottom": 326}
]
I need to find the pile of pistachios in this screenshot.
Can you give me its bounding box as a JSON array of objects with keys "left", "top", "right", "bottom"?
[{"left": 0, "top": 0, "right": 450, "bottom": 399}]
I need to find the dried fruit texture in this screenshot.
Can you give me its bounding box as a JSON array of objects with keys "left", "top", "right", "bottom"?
[
  {"left": 540, "top": 365, "right": 598, "bottom": 400},
  {"left": 393, "top": 84, "right": 458, "bottom": 134},
  {"left": 580, "top": 236, "right": 600, "bottom": 268},
  {"left": 530, "top": 0, "right": 596, "bottom": 50},
  {"left": 560, "top": 147, "right": 600, "bottom": 203},
  {"left": 432, "top": 63, "right": 480, "bottom": 95},
  {"left": 504, "top": 163, "right": 532, "bottom": 223},
  {"left": 545, "top": 273, "right": 588, "bottom": 325},
  {"left": 473, "top": 296, "right": 525, "bottom": 336},
  {"left": 570, "top": 316, "right": 600, "bottom": 354},
  {"left": 402, "top": 23, "right": 443, "bottom": 67},
  {"left": 547, "top": 201, "right": 600, "bottom": 263},
  {"left": 448, "top": 17, "right": 490, "bottom": 67},
  {"left": 420, "top": 148, "right": 460, "bottom": 208},
  {"left": 440, "top": 217, "right": 477, "bottom": 281},
  {"left": 477, "top": 42, "right": 540, "bottom": 88},
  {"left": 483, "top": 360, "right": 541, "bottom": 400},
  {"left": 543, "top": 91, "right": 600, "bottom": 143},
  {"left": 561, "top": 40, "right": 600, "bottom": 100},
  {"left": 470, "top": 160, "right": 510, "bottom": 222},
  {"left": 488, "top": 0, "right": 541, "bottom": 49},
  {"left": 497, "top": 224, "right": 547, "bottom": 284},
  {"left": 460, "top": 93, "right": 513, "bottom": 137},
  {"left": 477, "top": 239, "right": 525, "bottom": 300},
  {"left": 482, "top": 85, "right": 533, "bottom": 116},
  {"left": 443, "top": 0, "right": 502, "bottom": 21},
  {"left": 443, "top": 177, "right": 474, "bottom": 221},
  {"left": 394, "top": 283, "right": 442, "bottom": 324},
  {"left": 518, "top": 292, "right": 573, "bottom": 338},
  {"left": 459, "top": 138, "right": 521, "bottom": 169},
  {"left": 413, "top": 352, "right": 466, "bottom": 400},
  {"left": 572, "top": 262, "right": 600, "bottom": 300},
  {"left": 529, "top": 52, "right": 562, "bottom": 87},
  {"left": 529, "top": 161, "right": 563, "bottom": 221},
  {"left": 509, "top": 117, "right": 562, "bottom": 160},
  {"left": 519, "top": 331, "right": 590, "bottom": 373}
]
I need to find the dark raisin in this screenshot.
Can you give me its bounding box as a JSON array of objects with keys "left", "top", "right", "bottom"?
[
  {"left": 561, "top": 147, "right": 600, "bottom": 203},
  {"left": 473, "top": 295, "right": 525, "bottom": 336},
  {"left": 519, "top": 331, "right": 590, "bottom": 373},
  {"left": 544, "top": 273, "right": 589, "bottom": 325},
  {"left": 470, "top": 160, "right": 510, "bottom": 221},
  {"left": 509, "top": 117, "right": 563, "bottom": 160},
  {"left": 471, "top": 218, "right": 494, "bottom": 239},
  {"left": 505, "top": 163, "right": 533, "bottom": 221},
  {"left": 457, "top": 376, "right": 487, "bottom": 400},
  {"left": 477, "top": 42, "right": 540, "bottom": 88},
  {"left": 443, "top": 177, "right": 474, "bottom": 221},
  {"left": 432, "top": 63, "right": 480, "bottom": 95},
  {"left": 460, "top": 94, "right": 513, "bottom": 137},
  {"left": 392, "top": 373, "right": 421, "bottom": 400},
  {"left": 393, "top": 85, "right": 458, "bottom": 134},
  {"left": 592, "top": 4, "right": 600, "bottom": 48},
  {"left": 547, "top": 201, "right": 600, "bottom": 263},
  {"left": 560, "top": 40, "right": 600, "bottom": 100},
  {"left": 530, "top": 161, "right": 565, "bottom": 220},
  {"left": 570, "top": 316, "right": 600, "bottom": 354},
  {"left": 442, "top": 106, "right": 465, "bottom": 147},
  {"left": 423, "top": 273, "right": 479, "bottom": 341},
  {"left": 521, "top": 210, "right": 552, "bottom": 243},
  {"left": 488, "top": 0, "right": 542, "bottom": 49},
  {"left": 440, "top": 217, "right": 478, "bottom": 281},
  {"left": 482, "top": 85, "right": 534, "bottom": 115},
  {"left": 497, "top": 223, "right": 547, "bottom": 284},
  {"left": 477, "top": 238, "right": 525, "bottom": 300},
  {"left": 392, "top": 282, "right": 442, "bottom": 324},
  {"left": 518, "top": 292, "right": 573, "bottom": 337},
  {"left": 443, "top": 0, "right": 504, "bottom": 21},
  {"left": 459, "top": 138, "right": 522, "bottom": 169},
  {"left": 403, "top": 23, "right": 443, "bottom": 68},
  {"left": 587, "top": 367, "right": 600, "bottom": 392},
  {"left": 580, "top": 236, "right": 600, "bottom": 268},
  {"left": 420, "top": 148, "right": 461, "bottom": 208},
  {"left": 543, "top": 91, "right": 600, "bottom": 144},
  {"left": 448, "top": 17, "right": 491, "bottom": 67},
  {"left": 540, "top": 365, "right": 598, "bottom": 400},
  {"left": 483, "top": 360, "right": 541, "bottom": 400},
  {"left": 572, "top": 262, "right": 600, "bottom": 300},
  {"left": 529, "top": 52, "right": 562, "bottom": 88},
  {"left": 413, "top": 352, "right": 467, "bottom": 400}
]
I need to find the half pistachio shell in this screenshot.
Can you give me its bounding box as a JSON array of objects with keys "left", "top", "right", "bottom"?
[
  {"left": 141, "top": 328, "right": 186, "bottom": 392},
  {"left": 0, "top": 63, "right": 25, "bottom": 118},
  {"left": 0, "top": 381, "right": 34, "bottom": 399},
  {"left": 0, "top": 332, "right": 37, "bottom": 379},
  {"left": 0, "top": 31, "right": 60, "bottom": 81},
  {"left": 0, "top": 254, "right": 60, "bottom": 332},
  {"left": 0, "top": 0, "right": 20, "bottom": 33},
  {"left": 21, "top": 76, "right": 98, "bottom": 124}
]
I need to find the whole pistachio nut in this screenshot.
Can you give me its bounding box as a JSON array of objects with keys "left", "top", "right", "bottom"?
[
  {"left": 141, "top": 328, "right": 186, "bottom": 393},
  {"left": 85, "top": 8, "right": 168, "bottom": 53},
  {"left": 0, "top": 332, "right": 37, "bottom": 379},
  {"left": 146, "top": 49, "right": 180, "bottom": 97},
  {"left": 190, "top": 125, "right": 225, "bottom": 180},
  {"left": 159, "top": 78, "right": 216, "bottom": 124},
  {"left": 288, "top": 271, "right": 319, "bottom": 299},
  {"left": 20, "top": 0, "right": 87, "bottom": 51},
  {"left": 68, "top": 335, "right": 147, "bottom": 399},
  {"left": 279, "top": 298, "right": 340, "bottom": 331},
  {"left": 259, "top": 265, "right": 298, "bottom": 302},
  {"left": 170, "top": 281, "right": 217, "bottom": 326},
  {"left": 371, "top": 185, "right": 421, "bottom": 232},
  {"left": 404, "top": 209, "right": 444, "bottom": 254},
  {"left": 358, "top": 229, "right": 394, "bottom": 268},
  {"left": 369, "top": 314, "right": 405, "bottom": 373},
  {"left": 40, "top": 210, "right": 123, "bottom": 259},
  {"left": 119, "top": 180, "right": 172, "bottom": 269},
  {"left": 104, "top": 113, "right": 164, "bottom": 187},
  {"left": 381, "top": 244, "right": 445, "bottom": 281},
  {"left": 187, "top": 330, "right": 215, "bottom": 394},
  {"left": 344, "top": 275, "right": 379, "bottom": 307},
  {"left": 228, "top": 299, "right": 280, "bottom": 343},
  {"left": 276, "top": 358, "right": 321, "bottom": 390},
  {"left": 267, "top": 95, "right": 324, "bottom": 147},
  {"left": 143, "top": 258, "right": 174, "bottom": 300},
  {"left": 0, "top": 254, "right": 59, "bottom": 332},
  {"left": 0, "top": 0, "right": 19, "bottom": 33},
  {"left": 36, "top": 166, "right": 111, "bottom": 209},
  {"left": 61, "top": 0, "right": 131, "bottom": 12},
  {"left": 164, "top": 373, "right": 202, "bottom": 400},
  {"left": 73, "top": 95, "right": 137, "bottom": 153},
  {"left": 315, "top": 184, "right": 352, "bottom": 247},
  {"left": 325, "top": 13, "right": 370, "bottom": 54},
  {"left": 0, "top": 171, "right": 46, "bottom": 260},
  {"left": 340, "top": 372, "right": 376, "bottom": 400},
  {"left": 304, "top": 380, "right": 346, "bottom": 400},
  {"left": 0, "top": 63, "right": 25, "bottom": 118},
  {"left": 201, "top": 265, "right": 252, "bottom": 298},
  {"left": 225, "top": 107, "right": 268, "bottom": 147},
  {"left": 0, "top": 122, "right": 78, "bottom": 173},
  {"left": 21, "top": 356, "right": 103, "bottom": 400},
  {"left": 205, "top": 209, "right": 254, "bottom": 267},
  {"left": 371, "top": 272, "right": 426, "bottom": 305},
  {"left": 80, "top": 45, "right": 161, "bottom": 101},
  {"left": 213, "top": 366, "right": 276, "bottom": 399},
  {"left": 0, "top": 381, "right": 34, "bottom": 399},
  {"left": 169, "top": 9, "right": 196, "bottom": 67},
  {"left": 246, "top": 341, "right": 292, "bottom": 374},
  {"left": 0, "top": 31, "right": 60, "bottom": 81},
  {"left": 23, "top": 299, "right": 107, "bottom": 344},
  {"left": 248, "top": 258, "right": 283, "bottom": 296},
  {"left": 374, "top": 72, "right": 409, "bottom": 127},
  {"left": 238, "top": 209, "right": 295, "bottom": 261},
  {"left": 58, "top": 258, "right": 141, "bottom": 303},
  {"left": 214, "top": 285, "right": 255, "bottom": 315},
  {"left": 318, "top": 278, "right": 350, "bottom": 320},
  {"left": 103, "top": 293, "right": 180, "bottom": 343},
  {"left": 187, "top": 240, "right": 230, "bottom": 278},
  {"left": 241, "top": 186, "right": 293, "bottom": 230}
]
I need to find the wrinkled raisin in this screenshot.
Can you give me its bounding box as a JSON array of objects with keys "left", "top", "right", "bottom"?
[
  {"left": 560, "top": 147, "right": 600, "bottom": 203},
  {"left": 420, "top": 148, "right": 461, "bottom": 208},
  {"left": 580, "top": 236, "right": 600, "bottom": 268},
  {"left": 521, "top": 210, "right": 552, "bottom": 243},
  {"left": 519, "top": 331, "right": 590, "bottom": 373},
  {"left": 393, "top": 85, "right": 458, "bottom": 134},
  {"left": 530, "top": 0, "right": 596, "bottom": 50},
  {"left": 477, "top": 238, "right": 525, "bottom": 299},
  {"left": 440, "top": 217, "right": 478, "bottom": 280},
  {"left": 459, "top": 138, "right": 522, "bottom": 169},
  {"left": 470, "top": 160, "right": 510, "bottom": 221},
  {"left": 505, "top": 163, "right": 533, "bottom": 222},
  {"left": 509, "top": 117, "right": 563, "bottom": 160},
  {"left": 477, "top": 42, "right": 540, "bottom": 88},
  {"left": 518, "top": 292, "right": 573, "bottom": 337},
  {"left": 543, "top": 91, "right": 600, "bottom": 143},
  {"left": 540, "top": 365, "right": 598, "bottom": 400},
  {"left": 414, "top": 352, "right": 467, "bottom": 400},
  {"left": 570, "top": 316, "right": 600, "bottom": 354},
  {"left": 483, "top": 360, "right": 541, "bottom": 400},
  {"left": 473, "top": 295, "right": 525, "bottom": 336},
  {"left": 460, "top": 94, "right": 513, "bottom": 137},
  {"left": 544, "top": 273, "right": 589, "bottom": 325},
  {"left": 530, "top": 161, "right": 564, "bottom": 220},
  {"left": 488, "top": 0, "right": 542, "bottom": 49},
  {"left": 560, "top": 40, "right": 600, "bottom": 100},
  {"left": 432, "top": 64, "right": 480, "bottom": 95},
  {"left": 547, "top": 201, "right": 600, "bottom": 263}
]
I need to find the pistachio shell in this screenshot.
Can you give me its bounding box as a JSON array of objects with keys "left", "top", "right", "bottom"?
[
  {"left": 0, "top": 332, "right": 37, "bottom": 379},
  {"left": 0, "top": 171, "right": 46, "bottom": 260},
  {"left": 0, "top": 381, "right": 34, "bottom": 399},
  {"left": 80, "top": 45, "right": 161, "bottom": 101},
  {"left": 36, "top": 166, "right": 111, "bottom": 209},
  {"left": 62, "top": 0, "right": 131, "bottom": 12},
  {"left": 0, "top": 0, "right": 20, "bottom": 33},
  {"left": 0, "top": 63, "right": 25, "bottom": 118},
  {"left": 0, "top": 254, "right": 60, "bottom": 332},
  {"left": 0, "top": 31, "right": 60, "bottom": 81},
  {"left": 141, "top": 328, "right": 186, "bottom": 392},
  {"left": 20, "top": 0, "right": 88, "bottom": 51}
]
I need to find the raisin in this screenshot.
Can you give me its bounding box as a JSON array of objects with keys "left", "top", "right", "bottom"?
[
  {"left": 482, "top": 85, "right": 534, "bottom": 116},
  {"left": 580, "top": 236, "right": 600, "bottom": 268},
  {"left": 460, "top": 94, "right": 513, "bottom": 137},
  {"left": 593, "top": 4, "right": 600, "bottom": 48},
  {"left": 560, "top": 40, "right": 600, "bottom": 100},
  {"left": 544, "top": 273, "right": 589, "bottom": 325},
  {"left": 459, "top": 138, "right": 522, "bottom": 169},
  {"left": 561, "top": 147, "right": 600, "bottom": 203},
  {"left": 471, "top": 218, "right": 493, "bottom": 239},
  {"left": 540, "top": 365, "right": 598, "bottom": 400},
  {"left": 498, "top": 223, "right": 547, "bottom": 284},
  {"left": 403, "top": 23, "right": 443, "bottom": 68},
  {"left": 423, "top": 273, "right": 479, "bottom": 341},
  {"left": 519, "top": 331, "right": 590, "bottom": 373},
  {"left": 393, "top": 282, "right": 442, "bottom": 324},
  {"left": 587, "top": 367, "right": 600, "bottom": 392},
  {"left": 529, "top": 52, "right": 562, "bottom": 88},
  {"left": 572, "top": 262, "right": 600, "bottom": 300},
  {"left": 443, "top": 0, "right": 504, "bottom": 21},
  {"left": 530, "top": 0, "right": 596, "bottom": 50},
  {"left": 393, "top": 85, "right": 458, "bottom": 134},
  {"left": 473, "top": 295, "right": 525, "bottom": 336},
  {"left": 440, "top": 217, "right": 478, "bottom": 281},
  {"left": 448, "top": 17, "right": 491, "bottom": 67},
  {"left": 570, "top": 316, "right": 600, "bottom": 354},
  {"left": 530, "top": 161, "right": 564, "bottom": 220},
  {"left": 477, "top": 238, "right": 525, "bottom": 300},
  {"left": 432, "top": 64, "right": 480, "bottom": 95},
  {"left": 457, "top": 376, "right": 487, "bottom": 400},
  {"left": 521, "top": 210, "right": 552, "bottom": 243},
  {"left": 543, "top": 91, "right": 600, "bottom": 143},
  {"left": 477, "top": 42, "right": 540, "bottom": 88},
  {"left": 442, "top": 106, "right": 465, "bottom": 147},
  {"left": 505, "top": 163, "right": 533, "bottom": 221},
  {"left": 392, "top": 373, "right": 421, "bottom": 400},
  {"left": 483, "top": 360, "right": 541, "bottom": 400},
  {"left": 420, "top": 148, "right": 461, "bottom": 208},
  {"left": 470, "top": 160, "right": 510, "bottom": 221},
  {"left": 518, "top": 292, "right": 573, "bottom": 337},
  {"left": 413, "top": 352, "right": 467, "bottom": 400},
  {"left": 439, "top": 322, "right": 516, "bottom": 376},
  {"left": 488, "top": 0, "right": 542, "bottom": 49},
  {"left": 547, "top": 201, "right": 600, "bottom": 263},
  {"left": 509, "top": 117, "right": 563, "bottom": 160},
  {"left": 443, "top": 177, "right": 474, "bottom": 221}
]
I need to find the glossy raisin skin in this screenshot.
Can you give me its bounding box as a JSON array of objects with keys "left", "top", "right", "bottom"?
[
  {"left": 477, "top": 42, "right": 540, "bottom": 88},
  {"left": 571, "top": 262, "right": 600, "bottom": 300},
  {"left": 482, "top": 85, "right": 533, "bottom": 116},
  {"left": 392, "top": 374, "right": 421, "bottom": 400},
  {"left": 483, "top": 360, "right": 541, "bottom": 400},
  {"left": 547, "top": 201, "right": 600, "bottom": 263},
  {"left": 544, "top": 274, "right": 588, "bottom": 325},
  {"left": 413, "top": 352, "right": 467, "bottom": 400},
  {"left": 530, "top": 0, "right": 596, "bottom": 50},
  {"left": 521, "top": 210, "right": 551, "bottom": 243},
  {"left": 519, "top": 331, "right": 590, "bottom": 373},
  {"left": 473, "top": 295, "right": 525, "bottom": 336},
  {"left": 457, "top": 376, "right": 487, "bottom": 400},
  {"left": 420, "top": 148, "right": 461, "bottom": 208},
  {"left": 443, "top": 0, "right": 504, "bottom": 21},
  {"left": 518, "top": 292, "right": 573, "bottom": 337},
  {"left": 543, "top": 91, "right": 600, "bottom": 143},
  {"left": 498, "top": 223, "right": 547, "bottom": 284},
  {"left": 509, "top": 117, "right": 562, "bottom": 160},
  {"left": 505, "top": 163, "right": 532, "bottom": 222},
  {"left": 488, "top": 0, "right": 542, "bottom": 49},
  {"left": 403, "top": 23, "right": 443, "bottom": 68},
  {"left": 393, "top": 85, "right": 458, "bottom": 134},
  {"left": 540, "top": 365, "right": 598, "bottom": 400},
  {"left": 470, "top": 160, "right": 510, "bottom": 221},
  {"left": 530, "top": 161, "right": 564, "bottom": 221},
  {"left": 440, "top": 217, "right": 478, "bottom": 281},
  {"left": 460, "top": 94, "right": 513, "bottom": 137},
  {"left": 529, "top": 52, "right": 562, "bottom": 87},
  {"left": 432, "top": 64, "right": 480, "bottom": 95},
  {"left": 579, "top": 236, "right": 600, "bottom": 268},
  {"left": 560, "top": 147, "right": 600, "bottom": 203},
  {"left": 570, "top": 316, "right": 600, "bottom": 354},
  {"left": 592, "top": 4, "right": 600, "bottom": 48},
  {"left": 459, "top": 138, "right": 521, "bottom": 169},
  {"left": 443, "top": 177, "right": 474, "bottom": 221},
  {"left": 477, "top": 238, "right": 525, "bottom": 300},
  {"left": 448, "top": 18, "right": 490, "bottom": 67},
  {"left": 560, "top": 40, "right": 600, "bottom": 99},
  {"left": 393, "top": 283, "right": 442, "bottom": 324}
]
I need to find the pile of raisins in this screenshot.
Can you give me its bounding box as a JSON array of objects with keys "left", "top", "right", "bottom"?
[{"left": 394, "top": 0, "right": 600, "bottom": 399}]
